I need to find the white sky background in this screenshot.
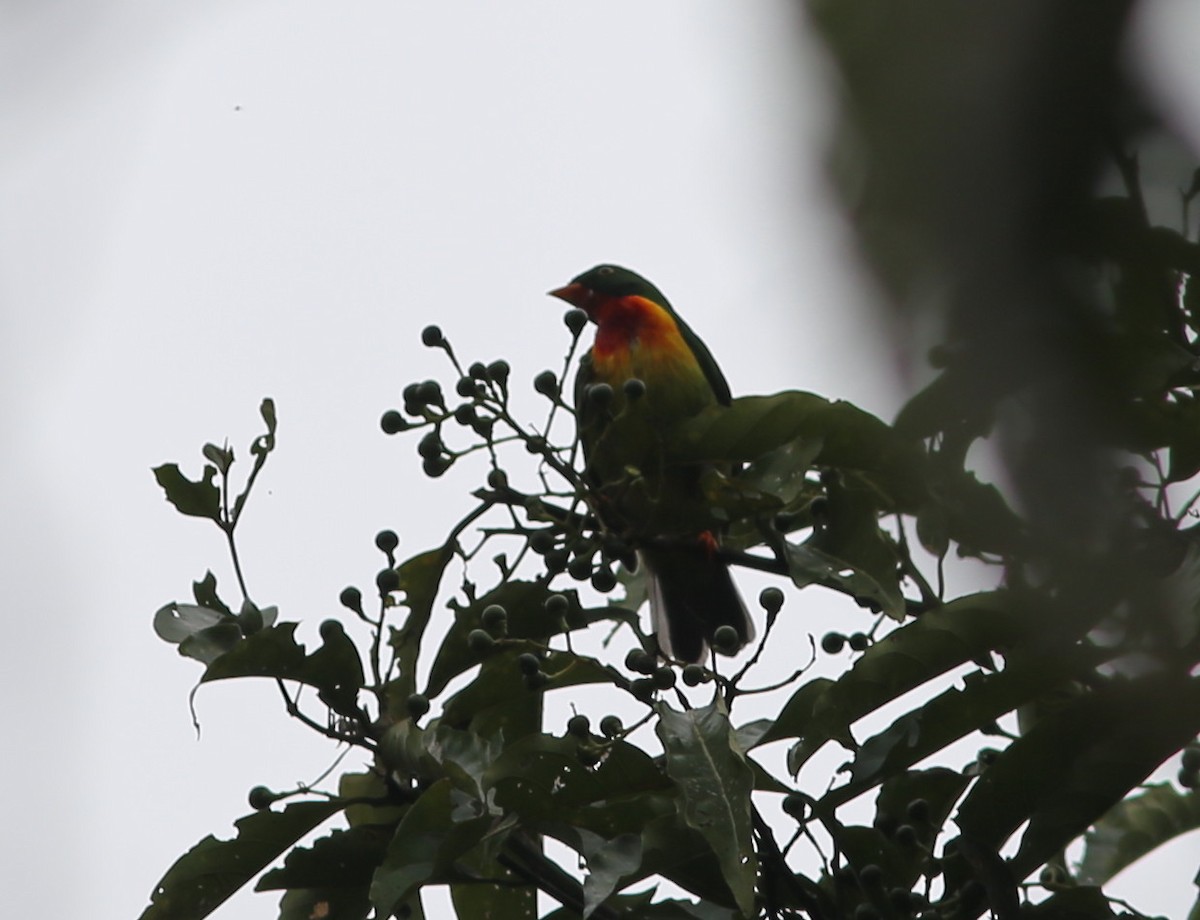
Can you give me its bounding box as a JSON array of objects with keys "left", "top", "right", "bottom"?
[{"left": 2, "top": 2, "right": 1199, "bottom": 919}]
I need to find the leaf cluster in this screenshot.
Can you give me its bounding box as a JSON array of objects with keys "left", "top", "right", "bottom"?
[{"left": 143, "top": 168, "right": 1200, "bottom": 919}]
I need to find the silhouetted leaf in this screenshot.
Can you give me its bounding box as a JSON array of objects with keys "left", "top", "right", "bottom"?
[
  {"left": 137, "top": 801, "right": 344, "bottom": 920},
  {"left": 757, "top": 677, "right": 833, "bottom": 747},
  {"left": 580, "top": 831, "right": 643, "bottom": 917},
  {"left": 200, "top": 623, "right": 364, "bottom": 718},
  {"left": 671, "top": 391, "right": 928, "bottom": 509},
  {"left": 369, "top": 779, "right": 491, "bottom": 916},
  {"left": 839, "top": 646, "right": 1111, "bottom": 801},
  {"left": 426, "top": 582, "right": 590, "bottom": 696},
  {"left": 1020, "top": 886, "right": 1115, "bottom": 918},
  {"left": 277, "top": 887, "right": 374, "bottom": 920},
  {"left": 786, "top": 592, "right": 1029, "bottom": 772},
  {"left": 954, "top": 673, "right": 1200, "bottom": 880},
  {"left": 258, "top": 825, "right": 393, "bottom": 890},
  {"left": 387, "top": 543, "right": 454, "bottom": 707},
  {"left": 1077, "top": 783, "right": 1200, "bottom": 885},
  {"left": 153, "top": 462, "right": 221, "bottom": 521}
]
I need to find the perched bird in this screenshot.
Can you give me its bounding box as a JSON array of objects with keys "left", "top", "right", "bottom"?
[{"left": 549, "top": 264, "right": 753, "bottom": 662}]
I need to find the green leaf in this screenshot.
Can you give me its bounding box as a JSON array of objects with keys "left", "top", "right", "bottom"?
[
  {"left": 200, "top": 623, "right": 364, "bottom": 718},
  {"left": 837, "top": 646, "right": 1111, "bottom": 802},
  {"left": 258, "top": 825, "right": 393, "bottom": 890},
  {"left": 1077, "top": 783, "right": 1200, "bottom": 885},
  {"left": 1020, "top": 886, "right": 1116, "bottom": 918},
  {"left": 136, "top": 800, "right": 344, "bottom": 920},
  {"left": 954, "top": 673, "right": 1200, "bottom": 881},
  {"left": 233, "top": 397, "right": 278, "bottom": 521},
  {"left": 193, "top": 572, "right": 233, "bottom": 616},
  {"left": 671, "top": 391, "right": 928, "bottom": 510},
  {"left": 425, "top": 581, "right": 589, "bottom": 696},
  {"left": 202, "top": 442, "right": 233, "bottom": 475},
  {"left": 339, "top": 770, "right": 406, "bottom": 828},
  {"left": 277, "top": 887, "right": 373, "bottom": 920},
  {"left": 178, "top": 618, "right": 243, "bottom": 665},
  {"left": 153, "top": 462, "right": 221, "bottom": 521},
  {"left": 874, "top": 767, "right": 971, "bottom": 849},
  {"left": 154, "top": 603, "right": 230, "bottom": 646},
  {"left": 369, "top": 779, "right": 491, "bottom": 915},
  {"left": 580, "top": 831, "right": 643, "bottom": 918},
  {"left": 487, "top": 734, "right": 668, "bottom": 827},
  {"left": 386, "top": 544, "right": 454, "bottom": 708},
  {"left": 656, "top": 698, "right": 756, "bottom": 917},
  {"left": 785, "top": 591, "right": 1029, "bottom": 772},
  {"left": 757, "top": 677, "right": 834, "bottom": 747},
  {"left": 637, "top": 812, "right": 741, "bottom": 908},
  {"left": 827, "top": 823, "right": 924, "bottom": 891},
  {"left": 449, "top": 880, "right": 534, "bottom": 920}
]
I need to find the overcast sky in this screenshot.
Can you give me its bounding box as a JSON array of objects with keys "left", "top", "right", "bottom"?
[{"left": 3, "top": 3, "right": 1199, "bottom": 919}]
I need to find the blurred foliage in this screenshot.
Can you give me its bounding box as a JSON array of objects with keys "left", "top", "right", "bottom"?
[{"left": 140, "top": 4, "right": 1200, "bottom": 919}]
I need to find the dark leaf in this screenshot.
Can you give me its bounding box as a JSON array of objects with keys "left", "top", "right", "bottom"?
[
  {"left": 202, "top": 442, "right": 234, "bottom": 475},
  {"left": 368, "top": 779, "right": 491, "bottom": 915},
  {"left": 277, "top": 887, "right": 373, "bottom": 920},
  {"left": 1018, "top": 885, "right": 1115, "bottom": 918},
  {"left": 954, "top": 673, "right": 1200, "bottom": 881},
  {"left": 757, "top": 677, "right": 833, "bottom": 747},
  {"left": 153, "top": 462, "right": 221, "bottom": 521},
  {"left": 838, "top": 646, "right": 1112, "bottom": 802},
  {"left": 178, "top": 619, "right": 244, "bottom": 666},
  {"left": 1077, "top": 783, "right": 1200, "bottom": 885},
  {"left": 785, "top": 592, "right": 1030, "bottom": 773},
  {"left": 426, "top": 582, "right": 591, "bottom": 696},
  {"left": 200, "top": 623, "right": 364, "bottom": 718},
  {"left": 656, "top": 698, "right": 756, "bottom": 917},
  {"left": 671, "top": 391, "right": 929, "bottom": 510},
  {"left": 257, "top": 825, "right": 393, "bottom": 890},
  {"left": 580, "top": 831, "right": 643, "bottom": 918},
  {"left": 386, "top": 544, "right": 454, "bottom": 708},
  {"left": 154, "top": 602, "right": 230, "bottom": 646},
  {"left": 191, "top": 571, "right": 233, "bottom": 616},
  {"left": 136, "top": 801, "right": 343, "bottom": 920}
]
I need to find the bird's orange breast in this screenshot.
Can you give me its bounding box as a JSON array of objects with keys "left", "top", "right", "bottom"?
[{"left": 587, "top": 295, "right": 713, "bottom": 416}]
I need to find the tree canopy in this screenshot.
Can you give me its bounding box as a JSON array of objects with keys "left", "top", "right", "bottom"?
[{"left": 140, "top": 5, "right": 1200, "bottom": 919}]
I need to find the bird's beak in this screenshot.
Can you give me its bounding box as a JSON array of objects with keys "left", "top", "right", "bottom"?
[{"left": 548, "top": 282, "right": 590, "bottom": 309}]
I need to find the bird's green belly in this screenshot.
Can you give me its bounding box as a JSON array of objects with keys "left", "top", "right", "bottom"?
[{"left": 583, "top": 342, "right": 718, "bottom": 535}]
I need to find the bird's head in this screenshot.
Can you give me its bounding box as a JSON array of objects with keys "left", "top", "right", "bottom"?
[{"left": 548, "top": 264, "right": 669, "bottom": 318}]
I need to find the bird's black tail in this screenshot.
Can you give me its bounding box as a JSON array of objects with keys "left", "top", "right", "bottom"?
[{"left": 642, "top": 539, "right": 754, "bottom": 663}]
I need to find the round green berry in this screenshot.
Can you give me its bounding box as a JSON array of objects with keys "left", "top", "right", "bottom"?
[
  {"left": 759, "top": 587, "right": 785, "bottom": 613},
  {"left": 782, "top": 793, "right": 807, "bottom": 821},
  {"left": 406, "top": 693, "right": 430, "bottom": 720},
  {"left": 420, "top": 325, "right": 444, "bottom": 347},
  {"left": 567, "top": 714, "right": 591, "bottom": 738},
  {"left": 467, "top": 629, "right": 494, "bottom": 654},
  {"left": 821, "top": 632, "right": 845, "bottom": 654},
  {"left": 651, "top": 667, "right": 676, "bottom": 690},
  {"left": 339, "top": 586, "right": 363, "bottom": 613},
  {"left": 248, "top": 785, "right": 276, "bottom": 811},
  {"left": 713, "top": 625, "right": 741, "bottom": 654},
  {"left": 376, "top": 568, "right": 400, "bottom": 594},
  {"left": 564, "top": 308, "right": 588, "bottom": 334},
  {"left": 599, "top": 715, "right": 623, "bottom": 737},
  {"left": 517, "top": 652, "right": 541, "bottom": 676},
  {"left": 380, "top": 410, "right": 407, "bottom": 434}
]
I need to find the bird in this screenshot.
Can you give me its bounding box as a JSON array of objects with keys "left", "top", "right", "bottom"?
[{"left": 549, "top": 264, "right": 753, "bottom": 662}]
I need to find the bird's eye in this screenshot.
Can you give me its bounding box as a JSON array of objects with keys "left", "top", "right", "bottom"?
[{"left": 597, "top": 266, "right": 614, "bottom": 276}]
